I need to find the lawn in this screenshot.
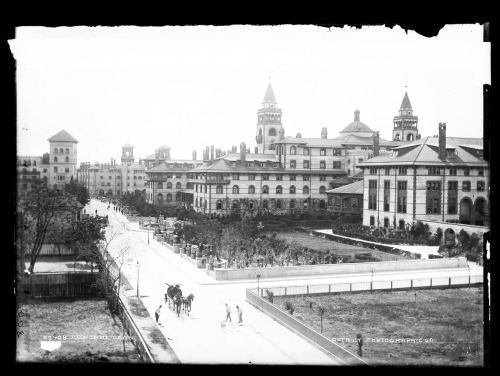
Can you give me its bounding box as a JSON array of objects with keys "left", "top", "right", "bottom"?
[
  {"left": 16, "top": 297, "right": 143, "bottom": 363},
  {"left": 273, "top": 287, "right": 484, "bottom": 366},
  {"left": 273, "top": 231, "right": 407, "bottom": 261}
]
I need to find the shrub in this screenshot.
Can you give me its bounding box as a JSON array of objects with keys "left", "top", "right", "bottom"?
[
  {"left": 285, "top": 301, "right": 295, "bottom": 315},
  {"left": 265, "top": 290, "right": 274, "bottom": 304}
]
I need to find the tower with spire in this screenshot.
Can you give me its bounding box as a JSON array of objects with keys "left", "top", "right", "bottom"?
[
  {"left": 392, "top": 91, "right": 420, "bottom": 142},
  {"left": 256, "top": 81, "right": 284, "bottom": 153}
]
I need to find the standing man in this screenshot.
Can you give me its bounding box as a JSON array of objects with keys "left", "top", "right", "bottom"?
[
  {"left": 155, "top": 305, "right": 162, "bottom": 325},
  {"left": 225, "top": 303, "right": 232, "bottom": 322},
  {"left": 236, "top": 305, "right": 243, "bottom": 324}
]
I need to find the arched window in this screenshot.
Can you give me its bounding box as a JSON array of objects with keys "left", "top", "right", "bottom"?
[
  {"left": 216, "top": 200, "right": 223, "bottom": 210},
  {"left": 65, "top": 148, "right": 69, "bottom": 154},
  {"left": 303, "top": 147, "right": 309, "bottom": 156},
  {"left": 290, "top": 185, "right": 296, "bottom": 194},
  {"left": 248, "top": 185, "right": 255, "bottom": 194},
  {"left": 276, "top": 199, "right": 282, "bottom": 209},
  {"left": 320, "top": 148, "right": 326, "bottom": 156},
  {"left": 262, "top": 185, "right": 269, "bottom": 194},
  {"left": 133, "top": 176, "right": 137, "bottom": 180},
  {"left": 407, "top": 134, "right": 414, "bottom": 141},
  {"left": 249, "top": 201, "right": 255, "bottom": 210},
  {"left": 262, "top": 200, "right": 269, "bottom": 209},
  {"left": 269, "top": 128, "right": 277, "bottom": 136},
  {"left": 64, "top": 156, "right": 69, "bottom": 163},
  {"left": 319, "top": 186, "right": 326, "bottom": 194},
  {"left": 176, "top": 192, "right": 181, "bottom": 201},
  {"left": 138, "top": 176, "right": 142, "bottom": 180},
  {"left": 176, "top": 182, "right": 182, "bottom": 189},
  {"left": 303, "top": 186, "right": 310, "bottom": 194},
  {"left": 53, "top": 148, "right": 58, "bottom": 154},
  {"left": 232, "top": 185, "right": 239, "bottom": 194},
  {"left": 276, "top": 185, "right": 283, "bottom": 194},
  {"left": 289, "top": 199, "right": 295, "bottom": 209},
  {"left": 54, "top": 156, "right": 58, "bottom": 162},
  {"left": 216, "top": 185, "right": 223, "bottom": 194},
  {"left": 166, "top": 193, "right": 172, "bottom": 202},
  {"left": 158, "top": 182, "right": 163, "bottom": 189},
  {"left": 319, "top": 200, "right": 326, "bottom": 209},
  {"left": 59, "top": 148, "right": 64, "bottom": 154},
  {"left": 157, "top": 193, "right": 163, "bottom": 202},
  {"left": 290, "top": 146, "right": 296, "bottom": 155},
  {"left": 167, "top": 182, "right": 172, "bottom": 189},
  {"left": 232, "top": 200, "right": 239, "bottom": 209}
]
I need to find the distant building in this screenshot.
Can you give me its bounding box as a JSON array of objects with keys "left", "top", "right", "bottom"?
[{"left": 326, "top": 180, "right": 364, "bottom": 215}]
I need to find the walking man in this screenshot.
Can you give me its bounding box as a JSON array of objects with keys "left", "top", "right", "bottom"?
[
  {"left": 155, "top": 305, "right": 162, "bottom": 324},
  {"left": 236, "top": 305, "right": 243, "bottom": 324},
  {"left": 225, "top": 303, "right": 232, "bottom": 322}
]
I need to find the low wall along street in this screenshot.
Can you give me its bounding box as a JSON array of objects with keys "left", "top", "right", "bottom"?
[
  {"left": 246, "top": 288, "right": 369, "bottom": 366},
  {"left": 213, "top": 257, "right": 468, "bottom": 281}
]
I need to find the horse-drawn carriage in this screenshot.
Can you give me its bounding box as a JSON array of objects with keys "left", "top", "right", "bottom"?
[{"left": 165, "top": 283, "right": 195, "bottom": 317}]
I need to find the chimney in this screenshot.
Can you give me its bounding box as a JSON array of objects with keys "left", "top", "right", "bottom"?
[
  {"left": 205, "top": 146, "right": 210, "bottom": 160},
  {"left": 354, "top": 109, "right": 360, "bottom": 122},
  {"left": 192, "top": 150, "right": 197, "bottom": 160},
  {"left": 254, "top": 147, "right": 258, "bottom": 154},
  {"left": 321, "top": 127, "right": 328, "bottom": 139},
  {"left": 373, "top": 131, "right": 380, "bottom": 157},
  {"left": 279, "top": 128, "right": 285, "bottom": 141},
  {"left": 210, "top": 145, "right": 214, "bottom": 161},
  {"left": 296, "top": 133, "right": 302, "bottom": 138},
  {"left": 155, "top": 149, "right": 159, "bottom": 166},
  {"left": 240, "top": 142, "right": 247, "bottom": 163},
  {"left": 438, "top": 122, "right": 447, "bottom": 160}
]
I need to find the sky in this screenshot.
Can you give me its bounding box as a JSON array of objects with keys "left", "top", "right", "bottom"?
[{"left": 10, "top": 24, "right": 490, "bottom": 165}]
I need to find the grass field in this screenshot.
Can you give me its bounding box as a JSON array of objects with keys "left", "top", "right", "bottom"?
[
  {"left": 16, "top": 298, "right": 142, "bottom": 363},
  {"left": 273, "top": 231, "right": 407, "bottom": 261},
  {"left": 273, "top": 287, "right": 484, "bottom": 366}
]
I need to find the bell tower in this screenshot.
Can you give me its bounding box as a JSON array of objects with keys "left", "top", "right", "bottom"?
[
  {"left": 256, "top": 81, "right": 284, "bottom": 153},
  {"left": 393, "top": 91, "right": 420, "bottom": 142},
  {"left": 121, "top": 144, "right": 135, "bottom": 164}
]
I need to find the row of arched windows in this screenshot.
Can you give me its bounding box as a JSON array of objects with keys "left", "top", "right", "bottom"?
[
  {"left": 157, "top": 182, "right": 183, "bottom": 189},
  {"left": 213, "top": 199, "right": 327, "bottom": 210},
  {"left": 157, "top": 192, "right": 182, "bottom": 202},
  {"left": 53, "top": 156, "right": 70, "bottom": 163},
  {"left": 224, "top": 185, "right": 326, "bottom": 195},
  {"left": 53, "top": 148, "right": 70, "bottom": 154}
]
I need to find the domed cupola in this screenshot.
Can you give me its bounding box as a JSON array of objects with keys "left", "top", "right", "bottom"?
[{"left": 339, "top": 109, "right": 373, "bottom": 136}]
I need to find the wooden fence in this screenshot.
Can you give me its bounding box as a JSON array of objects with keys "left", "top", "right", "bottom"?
[{"left": 20, "top": 272, "right": 97, "bottom": 298}]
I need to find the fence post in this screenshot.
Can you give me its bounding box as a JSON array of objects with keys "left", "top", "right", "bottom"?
[
  {"left": 350, "top": 283, "right": 352, "bottom": 292},
  {"left": 284, "top": 287, "right": 287, "bottom": 296},
  {"left": 329, "top": 284, "right": 331, "bottom": 294},
  {"left": 307, "top": 286, "right": 309, "bottom": 295},
  {"left": 411, "top": 279, "right": 413, "bottom": 290},
  {"left": 390, "top": 280, "right": 392, "bottom": 291},
  {"left": 430, "top": 278, "right": 432, "bottom": 289},
  {"left": 449, "top": 277, "right": 451, "bottom": 288}
]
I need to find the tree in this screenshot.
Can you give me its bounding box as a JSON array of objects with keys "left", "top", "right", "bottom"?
[
  {"left": 65, "top": 176, "right": 90, "bottom": 206},
  {"left": 20, "top": 180, "right": 79, "bottom": 273},
  {"left": 65, "top": 215, "right": 106, "bottom": 272}
]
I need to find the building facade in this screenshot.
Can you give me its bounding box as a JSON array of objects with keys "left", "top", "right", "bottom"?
[{"left": 359, "top": 123, "right": 489, "bottom": 229}]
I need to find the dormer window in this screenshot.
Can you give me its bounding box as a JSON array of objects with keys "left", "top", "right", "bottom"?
[{"left": 231, "top": 162, "right": 236, "bottom": 167}]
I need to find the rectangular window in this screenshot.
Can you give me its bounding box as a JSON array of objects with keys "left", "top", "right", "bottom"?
[
  {"left": 384, "top": 218, "right": 389, "bottom": 228},
  {"left": 463, "top": 167, "right": 470, "bottom": 176},
  {"left": 385, "top": 167, "right": 390, "bottom": 175},
  {"left": 65, "top": 168, "right": 70, "bottom": 173},
  {"left": 303, "top": 175, "right": 310, "bottom": 181},
  {"left": 397, "top": 181, "right": 407, "bottom": 213},
  {"left": 54, "top": 167, "right": 58, "bottom": 173},
  {"left": 370, "top": 216, "right": 375, "bottom": 226},
  {"left": 426, "top": 181, "right": 441, "bottom": 214},
  {"left": 462, "top": 181, "right": 471, "bottom": 192},
  {"left": 290, "top": 160, "right": 296, "bottom": 168},
  {"left": 320, "top": 160, "right": 326, "bottom": 169},
  {"left": 303, "top": 160, "right": 310, "bottom": 168},
  {"left": 276, "top": 175, "right": 283, "bottom": 181},
  {"left": 248, "top": 174, "right": 255, "bottom": 180},
  {"left": 333, "top": 149, "right": 342, "bottom": 156},
  {"left": 100, "top": 176, "right": 103, "bottom": 179},
  {"left": 427, "top": 166, "right": 441, "bottom": 175},
  {"left": 176, "top": 174, "right": 182, "bottom": 178},
  {"left": 232, "top": 174, "right": 239, "bottom": 180},
  {"left": 398, "top": 166, "right": 407, "bottom": 175},
  {"left": 319, "top": 175, "right": 326, "bottom": 181},
  {"left": 369, "top": 167, "right": 377, "bottom": 175},
  {"left": 448, "top": 197, "right": 457, "bottom": 214},
  {"left": 368, "top": 180, "right": 377, "bottom": 210},
  {"left": 383, "top": 180, "right": 390, "bottom": 211},
  {"left": 289, "top": 174, "right": 296, "bottom": 181},
  {"left": 449, "top": 167, "right": 457, "bottom": 176},
  {"left": 478, "top": 167, "right": 484, "bottom": 176},
  {"left": 262, "top": 174, "right": 269, "bottom": 180},
  {"left": 477, "top": 181, "right": 485, "bottom": 191},
  {"left": 333, "top": 161, "right": 341, "bottom": 169}
]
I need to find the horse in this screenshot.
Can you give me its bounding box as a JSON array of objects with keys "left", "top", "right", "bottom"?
[
  {"left": 165, "top": 283, "right": 182, "bottom": 308},
  {"left": 181, "top": 294, "right": 195, "bottom": 315},
  {"left": 173, "top": 292, "right": 183, "bottom": 317}
]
